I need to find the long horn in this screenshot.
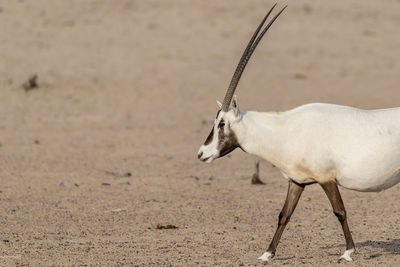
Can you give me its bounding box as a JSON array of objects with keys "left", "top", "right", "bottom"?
[{"left": 221, "top": 5, "right": 287, "bottom": 112}]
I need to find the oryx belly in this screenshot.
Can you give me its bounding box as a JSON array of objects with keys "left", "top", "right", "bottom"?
[{"left": 334, "top": 134, "right": 400, "bottom": 192}]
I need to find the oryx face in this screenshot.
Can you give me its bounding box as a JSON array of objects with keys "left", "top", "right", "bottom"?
[
  {"left": 196, "top": 4, "right": 285, "bottom": 163},
  {"left": 198, "top": 101, "right": 240, "bottom": 163}
]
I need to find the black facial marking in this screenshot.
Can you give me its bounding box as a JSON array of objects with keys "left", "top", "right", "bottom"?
[
  {"left": 202, "top": 110, "right": 223, "bottom": 146},
  {"left": 204, "top": 127, "right": 214, "bottom": 145},
  {"left": 217, "top": 122, "right": 240, "bottom": 158},
  {"left": 218, "top": 119, "right": 225, "bottom": 129}
]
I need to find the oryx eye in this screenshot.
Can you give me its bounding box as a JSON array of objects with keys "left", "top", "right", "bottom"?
[{"left": 218, "top": 121, "right": 225, "bottom": 128}]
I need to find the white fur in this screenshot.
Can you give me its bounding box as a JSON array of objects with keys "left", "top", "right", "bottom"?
[
  {"left": 339, "top": 249, "right": 354, "bottom": 262},
  {"left": 258, "top": 251, "right": 273, "bottom": 261},
  {"left": 199, "top": 103, "right": 400, "bottom": 192}
]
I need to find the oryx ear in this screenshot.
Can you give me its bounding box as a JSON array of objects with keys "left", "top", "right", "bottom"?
[
  {"left": 232, "top": 95, "right": 239, "bottom": 117},
  {"left": 216, "top": 100, "right": 222, "bottom": 109}
]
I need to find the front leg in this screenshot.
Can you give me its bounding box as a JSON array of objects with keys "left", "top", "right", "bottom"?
[
  {"left": 258, "top": 180, "right": 305, "bottom": 261},
  {"left": 320, "top": 181, "right": 355, "bottom": 262}
]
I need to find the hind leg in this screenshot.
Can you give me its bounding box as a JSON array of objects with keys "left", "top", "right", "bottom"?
[{"left": 320, "top": 181, "right": 355, "bottom": 262}]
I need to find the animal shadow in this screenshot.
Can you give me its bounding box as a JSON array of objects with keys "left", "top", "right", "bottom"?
[
  {"left": 356, "top": 239, "right": 400, "bottom": 255},
  {"left": 321, "top": 239, "right": 400, "bottom": 259}
]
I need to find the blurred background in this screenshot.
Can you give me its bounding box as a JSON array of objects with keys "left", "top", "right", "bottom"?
[{"left": 0, "top": 0, "right": 399, "bottom": 265}]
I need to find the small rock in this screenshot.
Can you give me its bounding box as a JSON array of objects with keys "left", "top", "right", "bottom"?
[
  {"left": 59, "top": 182, "right": 79, "bottom": 188},
  {"left": 110, "top": 209, "right": 126, "bottom": 213},
  {"left": 101, "top": 169, "right": 132, "bottom": 178},
  {"left": 369, "top": 254, "right": 382, "bottom": 259},
  {"left": 22, "top": 74, "right": 39, "bottom": 91},
  {"left": 156, "top": 224, "right": 178, "bottom": 230},
  {"left": 148, "top": 23, "right": 158, "bottom": 30},
  {"left": 190, "top": 175, "right": 199, "bottom": 180},
  {"left": 303, "top": 5, "right": 312, "bottom": 14},
  {"left": 363, "top": 30, "right": 374, "bottom": 36},
  {"left": 294, "top": 73, "right": 307, "bottom": 80}
]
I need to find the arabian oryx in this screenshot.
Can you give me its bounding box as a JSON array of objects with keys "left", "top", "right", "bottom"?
[{"left": 197, "top": 4, "right": 400, "bottom": 263}]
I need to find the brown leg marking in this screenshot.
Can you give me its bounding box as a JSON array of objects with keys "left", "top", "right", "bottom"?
[
  {"left": 266, "top": 180, "right": 305, "bottom": 256},
  {"left": 320, "top": 181, "right": 355, "bottom": 251}
]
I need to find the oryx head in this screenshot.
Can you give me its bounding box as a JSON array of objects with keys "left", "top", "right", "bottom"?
[{"left": 197, "top": 4, "right": 286, "bottom": 163}]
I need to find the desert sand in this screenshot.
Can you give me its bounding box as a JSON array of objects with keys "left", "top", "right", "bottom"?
[{"left": 0, "top": 0, "right": 399, "bottom": 266}]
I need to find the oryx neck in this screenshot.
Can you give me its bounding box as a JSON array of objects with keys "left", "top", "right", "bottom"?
[{"left": 233, "top": 110, "right": 288, "bottom": 165}]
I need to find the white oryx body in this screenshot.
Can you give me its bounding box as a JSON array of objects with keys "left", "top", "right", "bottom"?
[
  {"left": 197, "top": 5, "right": 399, "bottom": 263},
  {"left": 199, "top": 101, "right": 400, "bottom": 262},
  {"left": 215, "top": 103, "right": 400, "bottom": 192}
]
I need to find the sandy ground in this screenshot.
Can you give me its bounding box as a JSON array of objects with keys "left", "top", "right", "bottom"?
[{"left": 0, "top": 0, "right": 399, "bottom": 266}]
